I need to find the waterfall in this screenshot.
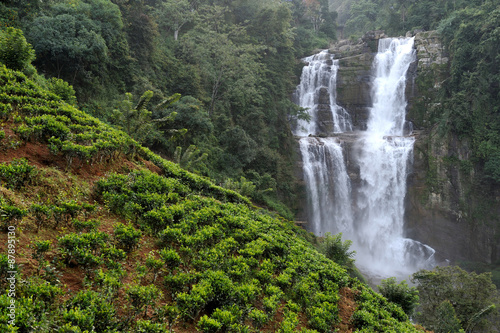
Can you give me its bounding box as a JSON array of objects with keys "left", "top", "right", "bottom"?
[
  {"left": 299, "top": 137, "right": 353, "bottom": 235},
  {"left": 354, "top": 37, "right": 435, "bottom": 277},
  {"left": 293, "top": 50, "right": 352, "bottom": 136},
  {"left": 294, "top": 50, "right": 354, "bottom": 237},
  {"left": 295, "top": 38, "right": 435, "bottom": 280}
]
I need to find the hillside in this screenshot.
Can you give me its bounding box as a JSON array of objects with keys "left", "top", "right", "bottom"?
[{"left": 0, "top": 65, "right": 426, "bottom": 332}]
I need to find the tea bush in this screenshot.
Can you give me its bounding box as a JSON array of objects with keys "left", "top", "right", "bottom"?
[
  {"left": 113, "top": 222, "right": 142, "bottom": 253},
  {"left": 134, "top": 319, "right": 169, "bottom": 333},
  {"left": 72, "top": 218, "right": 100, "bottom": 232},
  {"left": 0, "top": 158, "right": 37, "bottom": 189},
  {"left": 126, "top": 284, "right": 162, "bottom": 317},
  {"left": 62, "top": 307, "right": 95, "bottom": 332},
  {"left": 67, "top": 290, "right": 118, "bottom": 332},
  {"left": 0, "top": 200, "right": 27, "bottom": 230},
  {"left": 197, "top": 315, "right": 223, "bottom": 333},
  {"left": 249, "top": 308, "right": 268, "bottom": 328}
]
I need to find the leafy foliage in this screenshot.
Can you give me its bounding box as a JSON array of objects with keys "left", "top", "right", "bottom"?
[
  {"left": 0, "top": 158, "right": 37, "bottom": 189},
  {"left": 0, "top": 0, "right": 338, "bottom": 215},
  {"left": 319, "top": 232, "right": 355, "bottom": 268},
  {"left": 378, "top": 277, "right": 419, "bottom": 317},
  {"left": 435, "top": 300, "right": 463, "bottom": 333},
  {"left": 113, "top": 222, "right": 142, "bottom": 253},
  {"left": 412, "top": 265, "right": 499, "bottom": 332},
  {"left": 0, "top": 27, "right": 35, "bottom": 71}
]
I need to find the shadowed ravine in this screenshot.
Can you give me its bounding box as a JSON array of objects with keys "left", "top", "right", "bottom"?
[{"left": 293, "top": 38, "right": 436, "bottom": 281}]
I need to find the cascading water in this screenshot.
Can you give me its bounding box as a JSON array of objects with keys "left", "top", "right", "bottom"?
[
  {"left": 293, "top": 50, "right": 353, "bottom": 236},
  {"left": 299, "top": 137, "right": 353, "bottom": 236},
  {"left": 294, "top": 38, "right": 435, "bottom": 280},
  {"left": 293, "top": 50, "right": 352, "bottom": 136},
  {"left": 354, "top": 37, "right": 435, "bottom": 278}
]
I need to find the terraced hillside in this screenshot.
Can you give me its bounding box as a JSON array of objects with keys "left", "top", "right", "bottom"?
[{"left": 0, "top": 65, "right": 425, "bottom": 332}]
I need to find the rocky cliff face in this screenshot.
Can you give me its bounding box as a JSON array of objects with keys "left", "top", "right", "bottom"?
[
  {"left": 330, "top": 31, "right": 387, "bottom": 130},
  {"left": 298, "top": 30, "right": 500, "bottom": 265},
  {"left": 405, "top": 32, "right": 500, "bottom": 264}
]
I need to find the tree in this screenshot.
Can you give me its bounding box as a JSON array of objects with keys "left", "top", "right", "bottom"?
[
  {"left": 411, "top": 266, "right": 499, "bottom": 332},
  {"left": 112, "top": 91, "right": 182, "bottom": 144},
  {"left": 174, "top": 145, "right": 208, "bottom": 171},
  {"left": 155, "top": 0, "right": 194, "bottom": 41},
  {"left": 180, "top": 10, "right": 263, "bottom": 117},
  {"left": 27, "top": 9, "right": 108, "bottom": 83},
  {"left": 435, "top": 300, "right": 463, "bottom": 333},
  {"left": 343, "top": 0, "right": 378, "bottom": 37},
  {"left": 157, "top": 96, "right": 213, "bottom": 147},
  {"left": 378, "top": 277, "right": 419, "bottom": 317},
  {"left": 0, "top": 27, "right": 35, "bottom": 71},
  {"left": 304, "top": 0, "right": 322, "bottom": 32}
]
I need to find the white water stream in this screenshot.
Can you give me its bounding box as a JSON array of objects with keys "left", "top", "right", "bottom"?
[
  {"left": 295, "top": 38, "right": 435, "bottom": 280},
  {"left": 293, "top": 50, "right": 352, "bottom": 136}
]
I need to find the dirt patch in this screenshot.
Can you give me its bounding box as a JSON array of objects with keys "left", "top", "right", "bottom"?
[
  {"left": 0, "top": 139, "right": 54, "bottom": 168},
  {"left": 0, "top": 139, "right": 160, "bottom": 185},
  {"left": 336, "top": 287, "right": 358, "bottom": 332}
]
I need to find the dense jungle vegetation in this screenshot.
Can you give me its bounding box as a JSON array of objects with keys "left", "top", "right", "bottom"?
[
  {"left": 0, "top": 0, "right": 499, "bottom": 332},
  {"left": 334, "top": 0, "right": 500, "bottom": 185},
  {"left": 0, "top": 0, "right": 341, "bottom": 219}
]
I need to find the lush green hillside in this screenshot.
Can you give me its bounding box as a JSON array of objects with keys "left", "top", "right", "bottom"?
[
  {"left": 0, "top": 66, "right": 425, "bottom": 332},
  {"left": 0, "top": 0, "right": 341, "bottom": 217}
]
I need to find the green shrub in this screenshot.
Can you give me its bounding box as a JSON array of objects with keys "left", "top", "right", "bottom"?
[
  {"left": 13, "top": 123, "right": 34, "bottom": 141},
  {"left": 249, "top": 309, "right": 268, "bottom": 328},
  {"left": 94, "top": 269, "right": 123, "bottom": 297},
  {"left": 0, "top": 202, "right": 27, "bottom": 230},
  {"left": 68, "top": 290, "right": 117, "bottom": 331},
  {"left": 160, "top": 248, "right": 181, "bottom": 268},
  {"left": 58, "top": 231, "right": 109, "bottom": 271},
  {"left": 31, "top": 239, "right": 51, "bottom": 265},
  {"left": 30, "top": 203, "right": 52, "bottom": 231},
  {"left": 23, "top": 276, "right": 63, "bottom": 307},
  {"left": 134, "top": 319, "right": 168, "bottom": 333},
  {"left": 72, "top": 218, "right": 100, "bottom": 232},
  {"left": 113, "top": 222, "right": 142, "bottom": 253},
  {"left": 58, "top": 200, "right": 82, "bottom": 222},
  {"left": 211, "top": 305, "right": 242, "bottom": 329},
  {"left": 0, "top": 28, "right": 35, "bottom": 71},
  {"left": 62, "top": 307, "right": 95, "bottom": 332},
  {"left": 156, "top": 305, "right": 181, "bottom": 332},
  {"left": 307, "top": 303, "right": 338, "bottom": 332},
  {"left": 319, "top": 232, "right": 356, "bottom": 268},
  {"left": 0, "top": 158, "right": 37, "bottom": 189},
  {"left": 278, "top": 310, "right": 299, "bottom": 333},
  {"left": 57, "top": 323, "right": 84, "bottom": 333},
  {"left": 126, "top": 284, "right": 162, "bottom": 316},
  {"left": 176, "top": 280, "right": 214, "bottom": 319},
  {"left": 0, "top": 104, "right": 11, "bottom": 120},
  {"left": 158, "top": 226, "right": 183, "bottom": 245},
  {"left": 197, "top": 315, "right": 223, "bottom": 333},
  {"left": 262, "top": 295, "right": 280, "bottom": 315},
  {"left": 46, "top": 77, "right": 77, "bottom": 105},
  {"left": 378, "top": 277, "right": 419, "bottom": 317},
  {"left": 101, "top": 245, "right": 126, "bottom": 267},
  {"left": 0, "top": 293, "right": 39, "bottom": 332}
]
